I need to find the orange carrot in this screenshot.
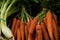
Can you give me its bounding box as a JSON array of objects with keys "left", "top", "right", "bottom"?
[
  {"left": 20, "top": 20, "right": 25, "bottom": 40},
  {"left": 58, "top": 27, "right": 60, "bottom": 36},
  {"left": 29, "top": 17, "right": 38, "bottom": 34},
  {"left": 53, "top": 14, "right": 59, "bottom": 32},
  {"left": 17, "top": 28, "right": 21, "bottom": 40},
  {"left": 43, "top": 17, "right": 47, "bottom": 26},
  {"left": 52, "top": 19, "right": 58, "bottom": 40},
  {"left": 53, "top": 14, "right": 57, "bottom": 23},
  {"left": 25, "top": 25, "right": 28, "bottom": 40},
  {"left": 35, "top": 34, "right": 38, "bottom": 40},
  {"left": 11, "top": 17, "right": 17, "bottom": 34},
  {"left": 28, "top": 34, "right": 32, "bottom": 40},
  {"left": 46, "top": 10, "right": 54, "bottom": 40},
  {"left": 40, "top": 22, "right": 49, "bottom": 40},
  {"left": 36, "top": 23, "right": 43, "bottom": 40},
  {"left": 14, "top": 19, "right": 20, "bottom": 38},
  {"left": 26, "top": 19, "right": 32, "bottom": 31}
]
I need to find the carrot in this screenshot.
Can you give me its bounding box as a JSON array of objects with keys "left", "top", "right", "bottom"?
[
  {"left": 53, "top": 14, "right": 57, "bottom": 23},
  {"left": 20, "top": 20, "right": 25, "bottom": 40},
  {"left": 14, "top": 19, "right": 20, "bottom": 38},
  {"left": 25, "top": 25, "right": 28, "bottom": 40},
  {"left": 17, "top": 28, "right": 21, "bottom": 40},
  {"left": 40, "top": 22, "right": 49, "bottom": 40},
  {"left": 11, "top": 17, "right": 17, "bottom": 34},
  {"left": 29, "top": 17, "right": 38, "bottom": 34},
  {"left": 35, "top": 34, "right": 38, "bottom": 40},
  {"left": 46, "top": 10, "right": 54, "bottom": 40},
  {"left": 36, "top": 23, "right": 43, "bottom": 40},
  {"left": 43, "top": 17, "right": 47, "bottom": 26},
  {"left": 58, "top": 27, "right": 60, "bottom": 36},
  {"left": 26, "top": 19, "right": 32, "bottom": 32},
  {"left": 53, "top": 14, "right": 59, "bottom": 32},
  {"left": 42, "top": 17, "right": 47, "bottom": 30},
  {"left": 28, "top": 34, "right": 32, "bottom": 40},
  {"left": 52, "top": 19, "right": 58, "bottom": 40}
]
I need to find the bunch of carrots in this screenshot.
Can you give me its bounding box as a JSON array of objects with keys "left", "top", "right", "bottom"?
[{"left": 11, "top": 7, "right": 59, "bottom": 40}]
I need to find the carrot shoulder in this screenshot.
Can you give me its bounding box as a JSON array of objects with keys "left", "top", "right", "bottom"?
[
  {"left": 29, "top": 17, "right": 38, "bottom": 34},
  {"left": 11, "top": 17, "right": 17, "bottom": 34},
  {"left": 40, "top": 22, "right": 49, "bottom": 40},
  {"left": 20, "top": 20, "right": 25, "bottom": 40},
  {"left": 46, "top": 10, "right": 54, "bottom": 40}
]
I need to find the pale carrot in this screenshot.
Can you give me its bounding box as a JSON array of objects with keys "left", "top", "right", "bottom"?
[
  {"left": 11, "top": 17, "right": 17, "bottom": 34},
  {"left": 14, "top": 19, "right": 20, "bottom": 38},
  {"left": 40, "top": 22, "right": 49, "bottom": 40},
  {"left": 46, "top": 10, "right": 54, "bottom": 40},
  {"left": 20, "top": 20, "right": 25, "bottom": 40},
  {"left": 29, "top": 17, "right": 38, "bottom": 34},
  {"left": 17, "top": 28, "right": 21, "bottom": 40},
  {"left": 36, "top": 23, "right": 43, "bottom": 40},
  {"left": 52, "top": 19, "right": 58, "bottom": 40}
]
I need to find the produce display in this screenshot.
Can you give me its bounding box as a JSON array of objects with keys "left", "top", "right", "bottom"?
[
  {"left": 0, "top": 0, "right": 60, "bottom": 40},
  {"left": 11, "top": 7, "right": 59, "bottom": 40}
]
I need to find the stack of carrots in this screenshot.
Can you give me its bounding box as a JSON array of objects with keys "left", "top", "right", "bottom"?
[{"left": 11, "top": 8, "right": 59, "bottom": 40}]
